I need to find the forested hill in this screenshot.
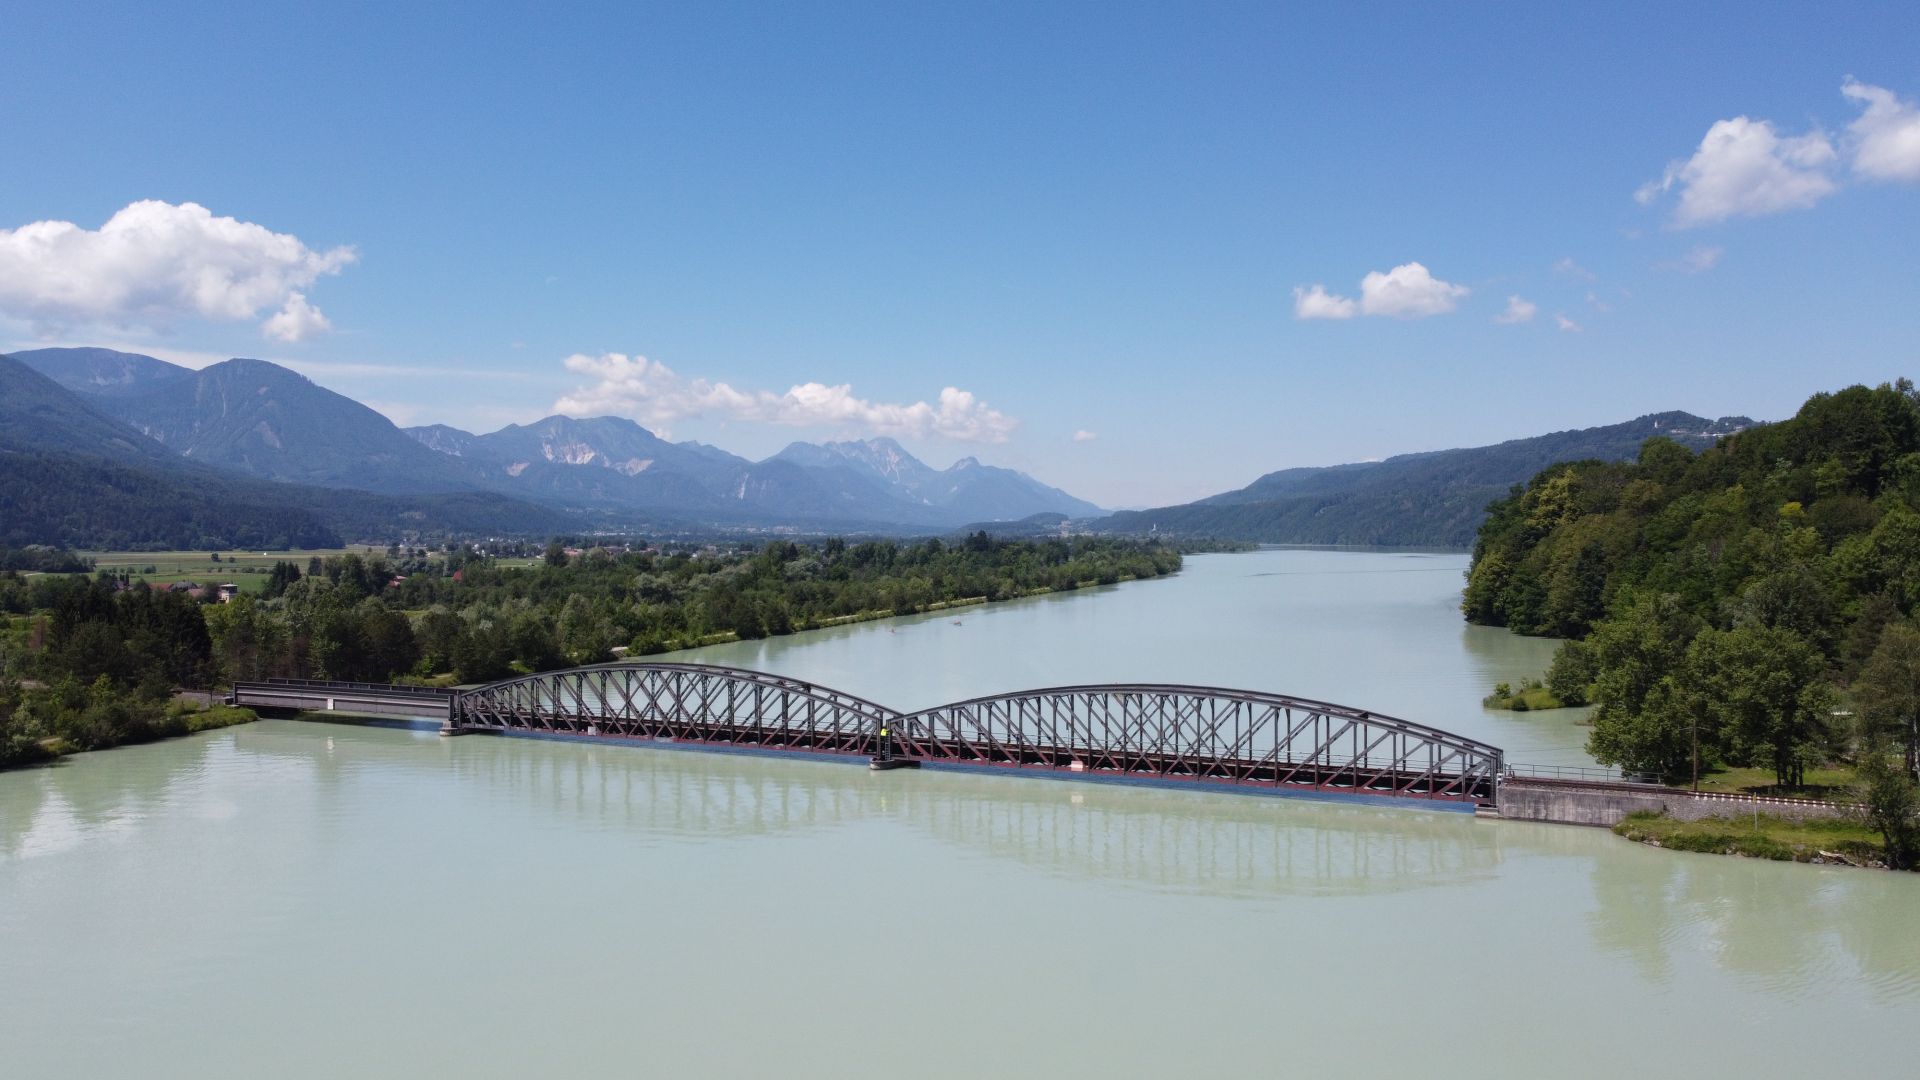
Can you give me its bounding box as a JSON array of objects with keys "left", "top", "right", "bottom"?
[
  {"left": 1462, "top": 380, "right": 1920, "bottom": 788},
  {"left": 0, "top": 354, "right": 577, "bottom": 548},
  {"left": 1095, "top": 412, "right": 1750, "bottom": 547}
]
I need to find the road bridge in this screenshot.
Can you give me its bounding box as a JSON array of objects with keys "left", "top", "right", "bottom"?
[
  {"left": 237, "top": 662, "right": 1505, "bottom": 806},
  {"left": 232, "top": 678, "right": 454, "bottom": 723}
]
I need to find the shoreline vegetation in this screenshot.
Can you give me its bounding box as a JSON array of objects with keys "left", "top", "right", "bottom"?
[
  {"left": 1482, "top": 678, "right": 1568, "bottom": 711},
  {"left": 2, "top": 534, "right": 1185, "bottom": 770},
  {"left": 1463, "top": 379, "right": 1920, "bottom": 869},
  {"left": 1614, "top": 810, "right": 1895, "bottom": 869},
  {"left": 4, "top": 697, "right": 256, "bottom": 768}
]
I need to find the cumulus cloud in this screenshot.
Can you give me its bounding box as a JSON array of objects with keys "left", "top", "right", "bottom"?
[
  {"left": 261, "top": 292, "right": 332, "bottom": 342},
  {"left": 554, "top": 353, "right": 1019, "bottom": 443},
  {"left": 1072, "top": 429, "right": 1098, "bottom": 443},
  {"left": 0, "top": 200, "right": 355, "bottom": 340},
  {"left": 1637, "top": 116, "right": 1838, "bottom": 227},
  {"left": 1293, "top": 262, "right": 1467, "bottom": 322},
  {"left": 1843, "top": 78, "right": 1920, "bottom": 182},
  {"left": 1493, "top": 295, "right": 1537, "bottom": 325},
  {"left": 1555, "top": 313, "right": 1582, "bottom": 333},
  {"left": 1291, "top": 284, "right": 1356, "bottom": 320},
  {"left": 1358, "top": 262, "right": 1469, "bottom": 318}
]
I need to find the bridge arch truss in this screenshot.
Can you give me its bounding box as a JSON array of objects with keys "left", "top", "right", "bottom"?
[
  {"left": 885, "top": 685, "right": 1503, "bottom": 802},
  {"left": 454, "top": 662, "right": 900, "bottom": 758}
]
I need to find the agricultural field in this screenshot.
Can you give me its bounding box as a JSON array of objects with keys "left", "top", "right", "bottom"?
[{"left": 77, "top": 547, "right": 396, "bottom": 593}]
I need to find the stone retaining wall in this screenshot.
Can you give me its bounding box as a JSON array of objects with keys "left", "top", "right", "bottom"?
[{"left": 1496, "top": 778, "right": 1850, "bottom": 827}]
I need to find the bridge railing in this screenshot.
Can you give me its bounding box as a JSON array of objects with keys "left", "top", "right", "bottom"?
[
  {"left": 231, "top": 680, "right": 456, "bottom": 721},
  {"left": 1503, "top": 762, "right": 1654, "bottom": 785},
  {"left": 252, "top": 677, "right": 456, "bottom": 698}
]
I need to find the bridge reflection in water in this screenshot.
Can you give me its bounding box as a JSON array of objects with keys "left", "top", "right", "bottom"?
[
  {"left": 426, "top": 730, "right": 1509, "bottom": 899},
  {"left": 237, "top": 661, "right": 1505, "bottom": 807}
]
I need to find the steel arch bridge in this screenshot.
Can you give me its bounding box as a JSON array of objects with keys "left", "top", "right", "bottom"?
[
  {"left": 881, "top": 684, "right": 1503, "bottom": 802},
  {"left": 453, "top": 662, "right": 899, "bottom": 759},
  {"left": 437, "top": 663, "right": 1504, "bottom": 805}
]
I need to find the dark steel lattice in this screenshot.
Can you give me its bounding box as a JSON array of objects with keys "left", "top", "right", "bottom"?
[
  {"left": 453, "top": 662, "right": 901, "bottom": 758},
  {"left": 257, "top": 664, "right": 1514, "bottom": 803},
  {"left": 884, "top": 685, "right": 1503, "bottom": 802}
]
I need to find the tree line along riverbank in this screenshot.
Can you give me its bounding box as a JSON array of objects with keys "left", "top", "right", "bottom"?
[
  {"left": 1463, "top": 379, "right": 1920, "bottom": 869},
  {"left": 1, "top": 535, "right": 1182, "bottom": 769}
]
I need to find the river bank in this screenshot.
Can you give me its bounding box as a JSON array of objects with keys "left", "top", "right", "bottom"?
[
  {"left": 4, "top": 702, "right": 256, "bottom": 769},
  {"left": 1613, "top": 810, "right": 1905, "bottom": 870}
]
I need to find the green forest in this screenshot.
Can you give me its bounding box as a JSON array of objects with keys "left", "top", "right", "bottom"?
[
  {"left": 0, "top": 535, "right": 1180, "bottom": 767},
  {"left": 1463, "top": 381, "right": 1920, "bottom": 818}
]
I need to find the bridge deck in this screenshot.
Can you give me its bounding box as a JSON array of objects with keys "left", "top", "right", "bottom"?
[
  {"left": 455, "top": 711, "right": 1490, "bottom": 802},
  {"left": 233, "top": 679, "right": 455, "bottom": 722}
]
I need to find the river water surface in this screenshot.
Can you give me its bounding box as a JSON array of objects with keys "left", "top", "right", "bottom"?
[{"left": 3, "top": 550, "right": 1916, "bottom": 1077}]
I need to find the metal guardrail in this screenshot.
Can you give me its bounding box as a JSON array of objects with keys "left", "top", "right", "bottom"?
[
  {"left": 1504, "top": 762, "right": 1651, "bottom": 784},
  {"left": 232, "top": 680, "right": 455, "bottom": 721},
  {"left": 1682, "top": 789, "right": 1859, "bottom": 810},
  {"left": 1504, "top": 763, "right": 1859, "bottom": 810},
  {"left": 257, "top": 677, "right": 455, "bottom": 698}
]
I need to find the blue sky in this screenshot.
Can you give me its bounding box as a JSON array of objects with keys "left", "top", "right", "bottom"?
[{"left": 2, "top": 2, "right": 1917, "bottom": 507}]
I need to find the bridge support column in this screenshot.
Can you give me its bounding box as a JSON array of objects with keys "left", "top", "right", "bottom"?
[{"left": 868, "top": 724, "right": 920, "bottom": 771}]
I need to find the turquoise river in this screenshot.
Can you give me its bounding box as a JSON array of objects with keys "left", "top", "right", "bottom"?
[{"left": 2, "top": 549, "right": 1916, "bottom": 1077}]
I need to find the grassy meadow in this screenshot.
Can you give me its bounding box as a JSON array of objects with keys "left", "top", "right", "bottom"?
[{"left": 73, "top": 547, "right": 388, "bottom": 593}]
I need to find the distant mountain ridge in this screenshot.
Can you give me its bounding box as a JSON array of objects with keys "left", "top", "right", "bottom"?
[
  {"left": 0, "top": 354, "right": 179, "bottom": 463},
  {"left": 398, "top": 416, "right": 1095, "bottom": 528},
  {"left": 18, "top": 346, "right": 192, "bottom": 399},
  {"left": 8, "top": 346, "right": 1103, "bottom": 531},
  {"left": 1096, "top": 411, "right": 1755, "bottom": 548},
  {"left": 768, "top": 437, "right": 1103, "bottom": 522},
  {"left": 13, "top": 348, "right": 483, "bottom": 494},
  {"left": 0, "top": 352, "right": 572, "bottom": 548}
]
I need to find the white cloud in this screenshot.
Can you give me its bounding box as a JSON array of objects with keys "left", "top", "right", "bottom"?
[
  {"left": 1555, "top": 313, "right": 1582, "bottom": 333},
  {"left": 1493, "top": 295, "right": 1537, "bottom": 325},
  {"left": 1358, "top": 262, "right": 1469, "bottom": 318},
  {"left": 261, "top": 292, "right": 331, "bottom": 342},
  {"left": 1291, "top": 284, "right": 1356, "bottom": 320},
  {"left": 1072, "top": 429, "right": 1098, "bottom": 443},
  {"left": 1553, "top": 257, "right": 1596, "bottom": 281},
  {"left": 1292, "top": 262, "right": 1467, "bottom": 322},
  {"left": 1843, "top": 79, "right": 1920, "bottom": 182},
  {"left": 554, "top": 353, "right": 1019, "bottom": 443},
  {"left": 1637, "top": 116, "right": 1838, "bottom": 227},
  {"left": 0, "top": 200, "right": 355, "bottom": 339},
  {"left": 1658, "top": 245, "right": 1724, "bottom": 274}
]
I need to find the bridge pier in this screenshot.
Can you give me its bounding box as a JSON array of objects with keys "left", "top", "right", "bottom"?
[{"left": 869, "top": 724, "right": 919, "bottom": 770}]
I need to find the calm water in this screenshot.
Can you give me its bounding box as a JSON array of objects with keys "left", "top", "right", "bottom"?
[{"left": 2, "top": 550, "right": 1916, "bottom": 1078}]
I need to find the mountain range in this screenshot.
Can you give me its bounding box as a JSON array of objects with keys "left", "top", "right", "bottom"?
[
  {"left": 3, "top": 347, "right": 1103, "bottom": 543},
  {"left": 0, "top": 345, "right": 1764, "bottom": 550},
  {"left": 1093, "top": 411, "right": 1753, "bottom": 547},
  {"left": 0, "top": 353, "right": 562, "bottom": 549}
]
